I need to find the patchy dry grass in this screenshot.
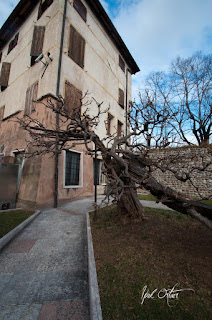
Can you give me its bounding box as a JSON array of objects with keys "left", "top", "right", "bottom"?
[
  {"left": 90, "top": 206, "right": 212, "bottom": 320},
  {"left": 138, "top": 194, "right": 157, "bottom": 201},
  {"left": 0, "top": 210, "right": 34, "bottom": 238}
]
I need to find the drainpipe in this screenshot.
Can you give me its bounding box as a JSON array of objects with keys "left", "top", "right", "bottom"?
[
  {"left": 54, "top": 0, "right": 68, "bottom": 208},
  {"left": 125, "top": 68, "right": 129, "bottom": 149}
]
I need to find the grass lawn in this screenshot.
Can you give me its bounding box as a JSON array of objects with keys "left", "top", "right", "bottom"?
[
  {"left": 138, "top": 194, "right": 212, "bottom": 204},
  {"left": 202, "top": 199, "right": 212, "bottom": 204},
  {"left": 0, "top": 210, "right": 34, "bottom": 238},
  {"left": 90, "top": 206, "right": 212, "bottom": 320},
  {"left": 138, "top": 194, "right": 157, "bottom": 201}
]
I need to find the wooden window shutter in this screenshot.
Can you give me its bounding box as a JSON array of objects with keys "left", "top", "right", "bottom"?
[
  {"left": 73, "top": 0, "right": 87, "bottom": 22},
  {"left": 119, "top": 88, "right": 124, "bottom": 108},
  {"left": 25, "top": 87, "right": 32, "bottom": 115},
  {"left": 68, "top": 25, "right": 85, "bottom": 69},
  {"left": 119, "top": 55, "right": 125, "bottom": 73},
  {"left": 117, "top": 120, "right": 123, "bottom": 137},
  {"left": 38, "top": 0, "right": 53, "bottom": 20},
  {"left": 30, "top": 26, "right": 45, "bottom": 57},
  {"left": 0, "top": 106, "right": 5, "bottom": 121},
  {"left": 0, "top": 52, "right": 2, "bottom": 63},
  {"left": 78, "top": 35, "right": 85, "bottom": 68},
  {"left": 107, "top": 113, "right": 114, "bottom": 135},
  {"left": 8, "top": 33, "right": 19, "bottom": 54},
  {"left": 0, "top": 62, "right": 11, "bottom": 87},
  {"left": 31, "top": 82, "right": 38, "bottom": 112},
  {"left": 24, "top": 81, "right": 38, "bottom": 115},
  {"left": 65, "top": 81, "right": 82, "bottom": 117}
]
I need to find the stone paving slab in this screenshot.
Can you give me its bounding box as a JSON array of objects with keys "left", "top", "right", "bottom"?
[{"left": 0, "top": 304, "right": 42, "bottom": 320}]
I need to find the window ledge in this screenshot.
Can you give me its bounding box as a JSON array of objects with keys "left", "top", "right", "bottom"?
[{"left": 63, "top": 185, "right": 82, "bottom": 189}]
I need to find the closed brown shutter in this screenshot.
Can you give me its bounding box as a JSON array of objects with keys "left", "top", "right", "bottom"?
[
  {"left": 68, "top": 25, "right": 76, "bottom": 62},
  {"left": 0, "top": 62, "right": 11, "bottom": 87},
  {"left": 31, "top": 81, "right": 38, "bottom": 112},
  {"left": 107, "top": 113, "right": 114, "bottom": 135},
  {"left": 73, "top": 0, "right": 87, "bottom": 22},
  {"left": 8, "top": 33, "right": 19, "bottom": 54},
  {"left": 25, "top": 81, "right": 38, "bottom": 115},
  {"left": 30, "top": 26, "right": 45, "bottom": 57},
  {"left": 68, "top": 25, "right": 85, "bottom": 69},
  {"left": 117, "top": 120, "right": 123, "bottom": 137},
  {"left": 25, "top": 87, "right": 31, "bottom": 115},
  {"left": 78, "top": 35, "right": 85, "bottom": 68},
  {"left": 0, "top": 106, "right": 5, "bottom": 121},
  {"left": 119, "top": 88, "right": 124, "bottom": 108},
  {"left": 38, "top": 0, "right": 53, "bottom": 20},
  {"left": 65, "top": 81, "right": 82, "bottom": 116},
  {"left": 119, "top": 55, "right": 125, "bottom": 73}
]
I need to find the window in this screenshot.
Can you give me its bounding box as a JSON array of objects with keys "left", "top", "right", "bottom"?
[
  {"left": 0, "top": 106, "right": 5, "bottom": 121},
  {"left": 117, "top": 120, "right": 123, "bottom": 137},
  {"left": 65, "top": 150, "right": 81, "bottom": 186},
  {"left": 30, "top": 26, "right": 45, "bottom": 66},
  {"left": 37, "top": 0, "right": 53, "bottom": 20},
  {"left": 68, "top": 25, "right": 85, "bottom": 69},
  {"left": 93, "top": 158, "right": 101, "bottom": 185},
  {"left": 8, "top": 33, "right": 19, "bottom": 55},
  {"left": 24, "top": 81, "right": 38, "bottom": 115},
  {"left": 64, "top": 81, "right": 82, "bottom": 117},
  {"left": 119, "top": 88, "right": 124, "bottom": 108},
  {"left": 0, "top": 52, "right": 2, "bottom": 63},
  {"left": 0, "top": 62, "right": 11, "bottom": 91},
  {"left": 73, "top": 0, "right": 87, "bottom": 22},
  {"left": 107, "top": 113, "right": 114, "bottom": 135},
  {"left": 119, "top": 55, "right": 125, "bottom": 73}
]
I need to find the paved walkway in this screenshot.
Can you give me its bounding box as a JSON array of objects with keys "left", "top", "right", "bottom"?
[
  {"left": 0, "top": 207, "right": 90, "bottom": 320},
  {"left": 0, "top": 196, "right": 171, "bottom": 320}
]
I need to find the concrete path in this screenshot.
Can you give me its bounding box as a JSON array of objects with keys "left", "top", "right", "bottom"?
[
  {"left": 60, "top": 195, "right": 173, "bottom": 212},
  {"left": 0, "top": 208, "right": 90, "bottom": 320},
  {"left": 140, "top": 200, "right": 173, "bottom": 211}
]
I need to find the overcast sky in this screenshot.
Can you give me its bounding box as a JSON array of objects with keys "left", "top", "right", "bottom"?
[{"left": 1, "top": 0, "right": 212, "bottom": 98}]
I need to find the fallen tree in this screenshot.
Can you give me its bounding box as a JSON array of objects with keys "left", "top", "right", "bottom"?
[{"left": 17, "top": 95, "right": 212, "bottom": 229}]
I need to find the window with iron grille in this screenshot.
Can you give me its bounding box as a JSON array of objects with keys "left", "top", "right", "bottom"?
[
  {"left": 119, "top": 55, "right": 125, "bottom": 73},
  {"left": 93, "top": 158, "right": 101, "bottom": 185},
  {"left": 73, "top": 0, "right": 87, "bottom": 22},
  {"left": 65, "top": 150, "right": 81, "bottom": 186},
  {"left": 8, "top": 33, "right": 19, "bottom": 55},
  {"left": 68, "top": 25, "right": 85, "bottom": 69},
  {"left": 37, "top": 0, "right": 53, "bottom": 20}
]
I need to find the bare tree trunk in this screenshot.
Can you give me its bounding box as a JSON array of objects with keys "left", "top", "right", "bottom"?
[{"left": 117, "top": 183, "right": 145, "bottom": 224}]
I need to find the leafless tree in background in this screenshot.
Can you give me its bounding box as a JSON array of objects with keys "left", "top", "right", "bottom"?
[{"left": 144, "top": 51, "right": 212, "bottom": 146}]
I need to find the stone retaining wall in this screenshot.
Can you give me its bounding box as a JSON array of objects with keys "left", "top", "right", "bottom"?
[{"left": 149, "top": 147, "right": 212, "bottom": 199}]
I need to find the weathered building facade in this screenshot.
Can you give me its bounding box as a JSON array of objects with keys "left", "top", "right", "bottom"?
[{"left": 0, "top": 0, "right": 139, "bottom": 207}]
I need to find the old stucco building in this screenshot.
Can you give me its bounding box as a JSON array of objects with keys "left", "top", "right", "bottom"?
[{"left": 0, "top": 0, "right": 139, "bottom": 207}]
